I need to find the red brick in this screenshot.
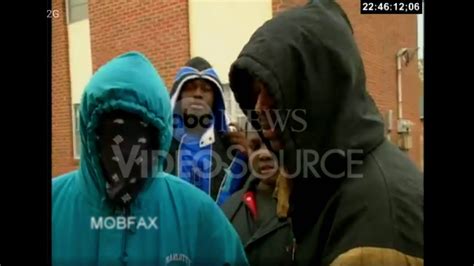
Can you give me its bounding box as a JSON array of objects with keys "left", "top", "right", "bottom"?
[{"left": 52, "top": 0, "right": 78, "bottom": 177}]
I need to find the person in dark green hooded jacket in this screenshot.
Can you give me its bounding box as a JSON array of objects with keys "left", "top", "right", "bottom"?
[{"left": 52, "top": 51, "right": 248, "bottom": 266}]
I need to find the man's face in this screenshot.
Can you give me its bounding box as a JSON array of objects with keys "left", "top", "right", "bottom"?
[
  {"left": 180, "top": 79, "right": 215, "bottom": 117},
  {"left": 253, "top": 80, "right": 284, "bottom": 151},
  {"left": 248, "top": 131, "right": 279, "bottom": 185}
]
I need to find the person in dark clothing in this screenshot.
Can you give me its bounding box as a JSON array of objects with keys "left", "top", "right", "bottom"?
[
  {"left": 167, "top": 57, "right": 249, "bottom": 205},
  {"left": 228, "top": 0, "right": 423, "bottom": 265},
  {"left": 222, "top": 128, "right": 295, "bottom": 265}
]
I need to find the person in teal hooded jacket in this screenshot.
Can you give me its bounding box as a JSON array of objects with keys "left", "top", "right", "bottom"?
[{"left": 52, "top": 51, "right": 249, "bottom": 266}]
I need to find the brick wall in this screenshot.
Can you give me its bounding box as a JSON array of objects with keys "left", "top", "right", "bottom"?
[
  {"left": 52, "top": 0, "right": 76, "bottom": 177},
  {"left": 89, "top": 0, "right": 190, "bottom": 88},
  {"left": 273, "top": 0, "right": 423, "bottom": 169}
]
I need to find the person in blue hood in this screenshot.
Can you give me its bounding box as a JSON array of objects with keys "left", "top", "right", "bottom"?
[
  {"left": 52, "top": 51, "right": 249, "bottom": 266},
  {"left": 167, "top": 57, "right": 249, "bottom": 206}
]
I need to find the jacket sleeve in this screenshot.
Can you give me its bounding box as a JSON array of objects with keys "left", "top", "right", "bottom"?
[
  {"left": 320, "top": 182, "right": 423, "bottom": 266},
  {"left": 195, "top": 198, "right": 249, "bottom": 266},
  {"left": 320, "top": 200, "right": 424, "bottom": 266}
]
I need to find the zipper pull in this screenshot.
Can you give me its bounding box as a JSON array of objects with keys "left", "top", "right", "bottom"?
[
  {"left": 291, "top": 238, "right": 297, "bottom": 261},
  {"left": 288, "top": 217, "right": 297, "bottom": 262}
]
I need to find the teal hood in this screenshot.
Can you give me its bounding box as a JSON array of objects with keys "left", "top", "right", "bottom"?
[{"left": 78, "top": 51, "right": 172, "bottom": 205}]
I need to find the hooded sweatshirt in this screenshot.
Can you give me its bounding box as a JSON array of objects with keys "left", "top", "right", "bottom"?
[
  {"left": 229, "top": 1, "right": 423, "bottom": 265},
  {"left": 52, "top": 51, "right": 248, "bottom": 266},
  {"left": 168, "top": 57, "right": 247, "bottom": 206}
]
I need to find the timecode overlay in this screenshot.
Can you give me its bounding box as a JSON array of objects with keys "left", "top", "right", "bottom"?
[{"left": 361, "top": 0, "right": 423, "bottom": 14}]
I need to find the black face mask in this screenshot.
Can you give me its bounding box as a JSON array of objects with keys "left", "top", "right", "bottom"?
[{"left": 96, "top": 110, "right": 159, "bottom": 208}]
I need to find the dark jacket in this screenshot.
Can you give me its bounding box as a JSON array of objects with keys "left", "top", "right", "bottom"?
[
  {"left": 222, "top": 177, "right": 294, "bottom": 265},
  {"left": 228, "top": 0, "right": 423, "bottom": 265},
  {"left": 167, "top": 57, "right": 248, "bottom": 205}
]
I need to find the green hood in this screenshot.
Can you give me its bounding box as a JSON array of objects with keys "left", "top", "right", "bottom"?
[{"left": 77, "top": 51, "right": 172, "bottom": 205}]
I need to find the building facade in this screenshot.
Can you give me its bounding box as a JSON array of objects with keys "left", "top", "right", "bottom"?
[{"left": 52, "top": 0, "right": 424, "bottom": 176}]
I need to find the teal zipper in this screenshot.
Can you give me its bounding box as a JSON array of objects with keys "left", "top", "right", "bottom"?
[{"left": 120, "top": 206, "right": 130, "bottom": 266}]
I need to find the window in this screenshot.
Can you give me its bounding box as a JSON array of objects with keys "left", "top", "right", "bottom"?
[
  {"left": 73, "top": 103, "right": 81, "bottom": 159},
  {"left": 417, "top": 3, "right": 424, "bottom": 61},
  {"left": 222, "top": 83, "right": 247, "bottom": 127},
  {"left": 222, "top": 83, "right": 233, "bottom": 116},
  {"left": 418, "top": 59, "right": 423, "bottom": 120},
  {"left": 67, "top": 0, "right": 88, "bottom": 24},
  {"left": 419, "top": 96, "right": 423, "bottom": 120},
  {"left": 67, "top": 0, "right": 92, "bottom": 160}
]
